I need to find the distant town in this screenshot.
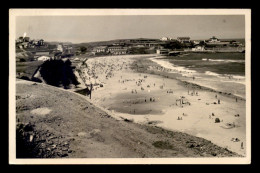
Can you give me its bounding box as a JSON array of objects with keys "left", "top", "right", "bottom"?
[{"left": 16, "top": 34, "right": 245, "bottom": 63}]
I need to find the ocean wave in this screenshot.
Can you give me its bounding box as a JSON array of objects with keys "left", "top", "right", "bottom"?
[
  {"left": 202, "top": 59, "right": 245, "bottom": 63},
  {"left": 205, "top": 71, "right": 220, "bottom": 77},
  {"left": 150, "top": 58, "right": 197, "bottom": 75},
  {"left": 205, "top": 71, "right": 245, "bottom": 80}
]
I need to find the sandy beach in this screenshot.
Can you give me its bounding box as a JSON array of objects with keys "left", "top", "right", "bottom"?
[{"left": 76, "top": 54, "right": 246, "bottom": 156}]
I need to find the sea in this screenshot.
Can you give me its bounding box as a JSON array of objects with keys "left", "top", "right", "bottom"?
[{"left": 150, "top": 52, "right": 246, "bottom": 99}]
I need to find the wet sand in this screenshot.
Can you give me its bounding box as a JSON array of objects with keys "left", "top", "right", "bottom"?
[{"left": 76, "top": 54, "right": 246, "bottom": 156}]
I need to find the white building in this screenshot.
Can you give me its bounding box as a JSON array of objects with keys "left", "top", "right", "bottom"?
[
  {"left": 192, "top": 45, "right": 205, "bottom": 51},
  {"left": 38, "top": 56, "right": 51, "bottom": 61},
  {"left": 208, "top": 36, "right": 221, "bottom": 43},
  {"left": 57, "top": 44, "right": 64, "bottom": 52},
  {"left": 94, "top": 46, "right": 107, "bottom": 53},
  {"left": 160, "top": 37, "right": 172, "bottom": 41}
]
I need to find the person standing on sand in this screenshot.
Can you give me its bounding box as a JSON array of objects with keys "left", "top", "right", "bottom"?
[
  {"left": 241, "top": 142, "right": 244, "bottom": 149},
  {"left": 218, "top": 99, "right": 220, "bottom": 104},
  {"left": 215, "top": 94, "right": 217, "bottom": 98},
  {"left": 89, "top": 83, "right": 93, "bottom": 99},
  {"left": 236, "top": 98, "right": 238, "bottom": 102}
]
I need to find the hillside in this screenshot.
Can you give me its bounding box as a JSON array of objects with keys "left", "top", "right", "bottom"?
[{"left": 16, "top": 79, "right": 240, "bottom": 158}]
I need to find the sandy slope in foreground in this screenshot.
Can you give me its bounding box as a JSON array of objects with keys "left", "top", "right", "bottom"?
[
  {"left": 77, "top": 54, "right": 246, "bottom": 156},
  {"left": 16, "top": 79, "right": 239, "bottom": 158}
]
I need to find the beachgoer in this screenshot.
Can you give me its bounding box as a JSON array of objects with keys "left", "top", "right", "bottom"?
[
  {"left": 218, "top": 99, "right": 220, "bottom": 104},
  {"left": 150, "top": 98, "right": 152, "bottom": 102},
  {"left": 215, "top": 94, "right": 217, "bottom": 98},
  {"left": 236, "top": 98, "right": 238, "bottom": 102},
  {"left": 241, "top": 142, "right": 244, "bottom": 149}
]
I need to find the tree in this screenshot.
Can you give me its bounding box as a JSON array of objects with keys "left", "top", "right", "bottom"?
[
  {"left": 79, "top": 46, "right": 87, "bottom": 53},
  {"left": 40, "top": 59, "right": 79, "bottom": 89}
]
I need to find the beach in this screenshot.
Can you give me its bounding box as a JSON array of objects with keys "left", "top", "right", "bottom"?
[{"left": 76, "top": 54, "right": 246, "bottom": 156}]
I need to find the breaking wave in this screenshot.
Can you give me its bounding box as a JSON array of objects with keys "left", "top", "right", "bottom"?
[{"left": 202, "top": 59, "right": 245, "bottom": 63}]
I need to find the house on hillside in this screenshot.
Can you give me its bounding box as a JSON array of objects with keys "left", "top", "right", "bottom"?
[
  {"left": 192, "top": 45, "right": 205, "bottom": 51},
  {"left": 208, "top": 36, "right": 220, "bottom": 43},
  {"left": 192, "top": 40, "right": 201, "bottom": 45},
  {"left": 112, "top": 42, "right": 125, "bottom": 46},
  {"left": 177, "top": 37, "right": 190, "bottom": 43},
  {"left": 107, "top": 46, "right": 123, "bottom": 52},
  {"left": 17, "top": 42, "right": 29, "bottom": 49},
  {"left": 160, "top": 37, "right": 172, "bottom": 41},
  {"left": 111, "top": 48, "right": 128, "bottom": 55},
  {"left": 205, "top": 36, "right": 232, "bottom": 47}
]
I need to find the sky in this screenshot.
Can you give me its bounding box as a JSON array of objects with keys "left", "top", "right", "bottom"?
[{"left": 16, "top": 15, "right": 245, "bottom": 43}]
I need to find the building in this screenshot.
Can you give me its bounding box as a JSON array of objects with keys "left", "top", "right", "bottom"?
[
  {"left": 17, "top": 36, "right": 30, "bottom": 43},
  {"left": 160, "top": 37, "right": 172, "bottom": 41},
  {"left": 192, "top": 45, "right": 205, "bottom": 51},
  {"left": 156, "top": 49, "right": 169, "bottom": 55},
  {"left": 112, "top": 42, "right": 125, "bottom": 46},
  {"left": 205, "top": 37, "right": 231, "bottom": 47},
  {"left": 192, "top": 40, "right": 201, "bottom": 45},
  {"left": 18, "top": 42, "right": 29, "bottom": 49},
  {"left": 208, "top": 36, "right": 220, "bottom": 43},
  {"left": 57, "top": 44, "right": 64, "bottom": 52},
  {"left": 111, "top": 49, "right": 127, "bottom": 55},
  {"left": 129, "top": 38, "right": 161, "bottom": 47},
  {"left": 177, "top": 37, "right": 190, "bottom": 43},
  {"left": 94, "top": 46, "right": 108, "bottom": 53},
  {"left": 107, "top": 46, "right": 123, "bottom": 52}
]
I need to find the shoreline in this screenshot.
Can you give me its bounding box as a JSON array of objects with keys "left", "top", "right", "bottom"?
[
  {"left": 147, "top": 56, "right": 245, "bottom": 100},
  {"left": 135, "top": 57, "right": 245, "bottom": 101}
]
